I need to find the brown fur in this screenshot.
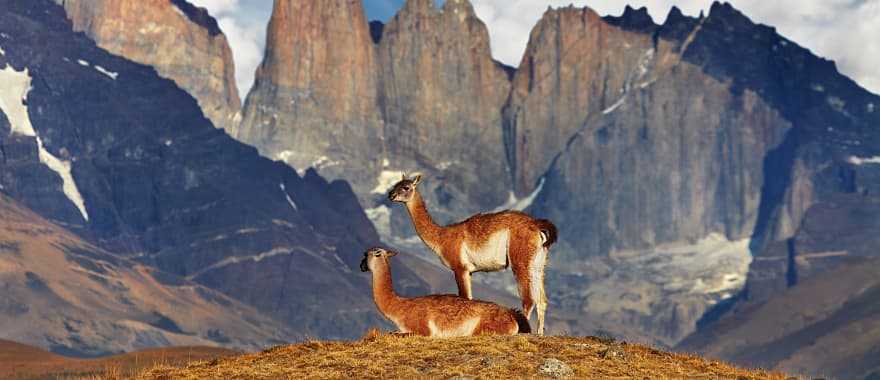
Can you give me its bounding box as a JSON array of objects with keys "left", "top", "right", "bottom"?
[
  {"left": 388, "top": 175, "right": 557, "bottom": 334},
  {"left": 361, "top": 248, "right": 526, "bottom": 337}
]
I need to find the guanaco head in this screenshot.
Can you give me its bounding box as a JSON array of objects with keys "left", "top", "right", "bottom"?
[
  {"left": 360, "top": 247, "right": 398, "bottom": 272},
  {"left": 388, "top": 174, "right": 422, "bottom": 203}
]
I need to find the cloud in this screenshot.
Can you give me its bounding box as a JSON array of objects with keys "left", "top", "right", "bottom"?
[
  {"left": 470, "top": 0, "right": 880, "bottom": 94},
  {"left": 189, "top": 0, "right": 270, "bottom": 100},
  {"left": 216, "top": 16, "right": 265, "bottom": 100},
  {"left": 188, "top": 0, "right": 241, "bottom": 15}
]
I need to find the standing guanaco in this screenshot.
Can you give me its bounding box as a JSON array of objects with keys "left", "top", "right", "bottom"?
[{"left": 388, "top": 175, "right": 557, "bottom": 334}]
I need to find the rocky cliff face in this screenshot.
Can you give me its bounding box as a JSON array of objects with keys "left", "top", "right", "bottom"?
[
  {"left": 376, "top": 0, "right": 511, "bottom": 213},
  {"left": 510, "top": 5, "right": 787, "bottom": 259},
  {"left": 237, "top": 0, "right": 514, "bottom": 228},
  {"left": 501, "top": 5, "right": 788, "bottom": 345},
  {"left": 53, "top": 0, "right": 241, "bottom": 132},
  {"left": 0, "top": 0, "right": 432, "bottom": 343},
  {"left": 235, "top": 0, "right": 384, "bottom": 196},
  {"left": 507, "top": 2, "right": 880, "bottom": 346}
]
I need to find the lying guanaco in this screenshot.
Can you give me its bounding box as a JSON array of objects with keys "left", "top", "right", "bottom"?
[{"left": 360, "top": 247, "right": 530, "bottom": 337}]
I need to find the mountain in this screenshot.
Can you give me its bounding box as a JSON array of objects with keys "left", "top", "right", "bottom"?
[
  {"left": 0, "top": 0, "right": 433, "bottom": 345},
  {"left": 375, "top": 0, "right": 512, "bottom": 216},
  {"left": 534, "top": 2, "right": 878, "bottom": 347},
  {"left": 234, "top": 0, "right": 880, "bottom": 350},
  {"left": 679, "top": 259, "right": 880, "bottom": 380},
  {"left": 678, "top": 194, "right": 880, "bottom": 379},
  {"left": 52, "top": 0, "right": 241, "bottom": 133},
  {"left": 236, "top": 0, "right": 514, "bottom": 227},
  {"left": 234, "top": 0, "right": 385, "bottom": 199},
  {"left": 0, "top": 194, "right": 289, "bottom": 356}
]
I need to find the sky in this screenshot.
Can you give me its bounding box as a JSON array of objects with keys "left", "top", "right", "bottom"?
[{"left": 188, "top": 0, "right": 880, "bottom": 98}]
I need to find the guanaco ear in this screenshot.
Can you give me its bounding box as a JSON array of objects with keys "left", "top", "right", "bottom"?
[
  {"left": 411, "top": 174, "right": 422, "bottom": 186},
  {"left": 401, "top": 172, "right": 407, "bottom": 181},
  {"left": 386, "top": 250, "right": 398, "bottom": 257}
]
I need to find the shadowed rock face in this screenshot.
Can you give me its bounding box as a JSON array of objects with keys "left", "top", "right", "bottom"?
[
  {"left": 0, "top": 0, "right": 431, "bottom": 342},
  {"left": 53, "top": 0, "right": 241, "bottom": 132}
]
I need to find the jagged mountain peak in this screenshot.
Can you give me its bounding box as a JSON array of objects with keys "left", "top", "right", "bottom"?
[
  {"left": 708, "top": 1, "right": 742, "bottom": 19},
  {"left": 623, "top": 5, "right": 652, "bottom": 20},
  {"left": 441, "top": 0, "right": 476, "bottom": 15},
  {"left": 169, "top": 0, "right": 222, "bottom": 36},
  {"left": 666, "top": 5, "right": 687, "bottom": 22},
  {"left": 539, "top": 3, "right": 602, "bottom": 22},
  {"left": 400, "top": 0, "right": 434, "bottom": 13},
  {"left": 603, "top": 5, "right": 657, "bottom": 33},
  {"left": 393, "top": 0, "right": 479, "bottom": 25},
  {"left": 659, "top": 4, "right": 700, "bottom": 37}
]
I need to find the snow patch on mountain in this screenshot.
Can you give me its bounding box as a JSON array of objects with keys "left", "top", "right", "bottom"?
[
  {"left": 36, "top": 137, "right": 90, "bottom": 221},
  {"left": 574, "top": 233, "right": 752, "bottom": 341},
  {"left": 0, "top": 65, "right": 89, "bottom": 221},
  {"left": 189, "top": 247, "right": 297, "bottom": 278},
  {"left": 1, "top": 65, "right": 35, "bottom": 136},
  {"left": 602, "top": 97, "right": 626, "bottom": 114},
  {"left": 848, "top": 155, "right": 880, "bottom": 165},
  {"left": 279, "top": 183, "right": 297, "bottom": 211},
  {"left": 637, "top": 48, "right": 654, "bottom": 76},
  {"left": 94, "top": 65, "right": 118, "bottom": 80},
  {"left": 493, "top": 177, "right": 545, "bottom": 212},
  {"left": 608, "top": 233, "right": 752, "bottom": 298}
]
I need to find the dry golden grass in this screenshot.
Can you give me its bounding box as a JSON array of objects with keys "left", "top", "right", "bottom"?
[
  {"left": 0, "top": 339, "right": 235, "bottom": 380},
  {"left": 138, "top": 331, "right": 787, "bottom": 379}
]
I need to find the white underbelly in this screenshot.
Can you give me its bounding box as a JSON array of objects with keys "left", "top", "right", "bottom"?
[
  {"left": 428, "top": 317, "right": 480, "bottom": 337},
  {"left": 462, "top": 229, "right": 510, "bottom": 272},
  {"left": 390, "top": 316, "right": 409, "bottom": 333}
]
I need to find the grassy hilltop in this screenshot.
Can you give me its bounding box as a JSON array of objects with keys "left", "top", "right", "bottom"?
[{"left": 139, "top": 332, "right": 786, "bottom": 379}]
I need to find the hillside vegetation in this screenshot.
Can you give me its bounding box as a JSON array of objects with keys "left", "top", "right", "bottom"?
[
  {"left": 140, "top": 332, "right": 785, "bottom": 379},
  {"left": 0, "top": 339, "right": 234, "bottom": 380}
]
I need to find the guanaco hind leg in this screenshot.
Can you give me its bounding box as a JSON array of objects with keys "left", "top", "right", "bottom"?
[
  {"left": 510, "top": 238, "right": 537, "bottom": 326},
  {"left": 454, "top": 269, "right": 473, "bottom": 299},
  {"left": 533, "top": 247, "right": 549, "bottom": 335}
]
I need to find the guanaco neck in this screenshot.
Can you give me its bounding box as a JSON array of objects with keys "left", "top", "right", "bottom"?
[
  {"left": 371, "top": 260, "right": 403, "bottom": 317},
  {"left": 405, "top": 191, "right": 444, "bottom": 247}
]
